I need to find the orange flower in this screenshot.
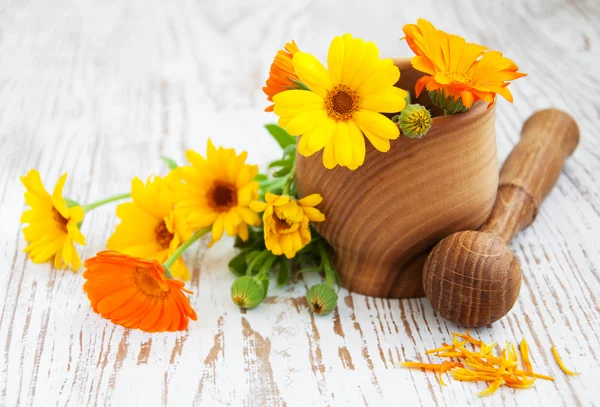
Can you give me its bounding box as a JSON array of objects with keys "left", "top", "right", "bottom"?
[
  {"left": 83, "top": 251, "right": 197, "bottom": 332},
  {"left": 402, "top": 19, "right": 526, "bottom": 109},
  {"left": 263, "top": 40, "right": 301, "bottom": 112}
]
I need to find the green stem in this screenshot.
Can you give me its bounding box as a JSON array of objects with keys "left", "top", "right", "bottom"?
[
  {"left": 318, "top": 242, "right": 336, "bottom": 288},
  {"left": 81, "top": 193, "right": 131, "bottom": 212},
  {"left": 257, "top": 255, "right": 277, "bottom": 280},
  {"left": 163, "top": 227, "right": 211, "bottom": 270},
  {"left": 282, "top": 158, "right": 297, "bottom": 195}
]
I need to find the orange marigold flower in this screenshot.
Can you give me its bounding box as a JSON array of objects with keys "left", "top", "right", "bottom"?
[
  {"left": 83, "top": 251, "right": 197, "bottom": 333},
  {"left": 402, "top": 18, "right": 526, "bottom": 109},
  {"left": 263, "top": 40, "right": 301, "bottom": 112}
]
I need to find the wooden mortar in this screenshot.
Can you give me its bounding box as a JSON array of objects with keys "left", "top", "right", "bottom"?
[
  {"left": 423, "top": 109, "right": 580, "bottom": 326},
  {"left": 295, "top": 59, "right": 499, "bottom": 299}
]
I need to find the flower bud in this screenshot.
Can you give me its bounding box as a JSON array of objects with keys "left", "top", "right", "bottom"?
[
  {"left": 306, "top": 284, "right": 338, "bottom": 316},
  {"left": 398, "top": 104, "right": 432, "bottom": 139},
  {"left": 231, "top": 276, "right": 265, "bottom": 309},
  {"left": 429, "top": 90, "right": 468, "bottom": 115}
]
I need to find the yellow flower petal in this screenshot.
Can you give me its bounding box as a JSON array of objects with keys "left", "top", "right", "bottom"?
[
  {"left": 347, "top": 41, "right": 380, "bottom": 90},
  {"left": 292, "top": 52, "right": 332, "bottom": 98},
  {"left": 322, "top": 138, "right": 337, "bottom": 170},
  {"left": 353, "top": 109, "right": 400, "bottom": 140},
  {"left": 285, "top": 109, "right": 328, "bottom": 136},
  {"left": 70, "top": 205, "right": 85, "bottom": 223},
  {"left": 333, "top": 121, "right": 353, "bottom": 168},
  {"left": 341, "top": 37, "right": 366, "bottom": 87},
  {"left": 298, "top": 194, "right": 323, "bottom": 207},
  {"left": 273, "top": 90, "right": 324, "bottom": 118},
  {"left": 361, "top": 128, "right": 391, "bottom": 152},
  {"left": 347, "top": 120, "right": 366, "bottom": 170},
  {"left": 51, "top": 173, "right": 69, "bottom": 218},
  {"left": 67, "top": 222, "right": 86, "bottom": 245},
  {"left": 359, "top": 86, "right": 408, "bottom": 113},
  {"left": 356, "top": 61, "right": 400, "bottom": 96},
  {"left": 297, "top": 118, "right": 335, "bottom": 157},
  {"left": 272, "top": 195, "right": 290, "bottom": 207},
  {"left": 249, "top": 201, "right": 268, "bottom": 213},
  {"left": 20, "top": 170, "right": 50, "bottom": 199},
  {"left": 211, "top": 215, "right": 225, "bottom": 244},
  {"left": 302, "top": 207, "right": 326, "bottom": 222},
  {"left": 327, "top": 36, "right": 345, "bottom": 85}
]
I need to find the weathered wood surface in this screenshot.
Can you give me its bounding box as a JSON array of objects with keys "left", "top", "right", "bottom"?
[{"left": 0, "top": 0, "right": 599, "bottom": 405}]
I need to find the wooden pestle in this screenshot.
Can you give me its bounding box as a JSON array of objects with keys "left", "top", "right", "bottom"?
[{"left": 422, "top": 109, "right": 580, "bottom": 327}]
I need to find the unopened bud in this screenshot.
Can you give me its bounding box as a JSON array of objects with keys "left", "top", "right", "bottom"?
[
  {"left": 306, "top": 284, "right": 338, "bottom": 316},
  {"left": 231, "top": 277, "right": 265, "bottom": 309}
]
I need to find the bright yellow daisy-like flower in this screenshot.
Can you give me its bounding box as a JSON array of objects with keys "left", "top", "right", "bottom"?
[
  {"left": 173, "top": 139, "right": 261, "bottom": 245},
  {"left": 250, "top": 193, "right": 325, "bottom": 259},
  {"left": 273, "top": 33, "right": 408, "bottom": 170},
  {"left": 402, "top": 18, "right": 526, "bottom": 109},
  {"left": 20, "top": 170, "right": 86, "bottom": 270},
  {"left": 107, "top": 176, "right": 192, "bottom": 280}
]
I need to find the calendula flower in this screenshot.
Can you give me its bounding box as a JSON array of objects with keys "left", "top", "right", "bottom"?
[
  {"left": 20, "top": 170, "right": 86, "bottom": 270},
  {"left": 398, "top": 104, "right": 432, "bottom": 138},
  {"left": 107, "top": 176, "right": 192, "bottom": 280},
  {"left": 172, "top": 140, "right": 261, "bottom": 245},
  {"left": 307, "top": 284, "right": 338, "bottom": 315},
  {"left": 250, "top": 193, "right": 325, "bottom": 259},
  {"left": 273, "top": 34, "right": 408, "bottom": 170},
  {"left": 83, "top": 251, "right": 197, "bottom": 332},
  {"left": 402, "top": 18, "right": 526, "bottom": 111},
  {"left": 263, "top": 40, "right": 301, "bottom": 112}
]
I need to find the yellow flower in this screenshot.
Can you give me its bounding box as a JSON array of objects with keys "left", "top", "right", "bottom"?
[
  {"left": 20, "top": 170, "right": 86, "bottom": 270},
  {"left": 107, "top": 176, "right": 192, "bottom": 280},
  {"left": 250, "top": 193, "right": 325, "bottom": 259},
  {"left": 273, "top": 33, "right": 408, "bottom": 170},
  {"left": 172, "top": 139, "right": 261, "bottom": 245},
  {"left": 402, "top": 18, "right": 526, "bottom": 109}
]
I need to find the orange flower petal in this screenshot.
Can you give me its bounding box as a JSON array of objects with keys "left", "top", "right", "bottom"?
[{"left": 83, "top": 251, "right": 196, "bottom": 333}]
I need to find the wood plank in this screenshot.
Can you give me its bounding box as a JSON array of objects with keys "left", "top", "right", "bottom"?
[{"left": 0, "top": 0, "right": 598, "bottom": 405}]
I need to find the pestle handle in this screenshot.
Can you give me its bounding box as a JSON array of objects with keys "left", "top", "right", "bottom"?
[{"left": 481, "top": 109, "right": 580, "bottom": 242}]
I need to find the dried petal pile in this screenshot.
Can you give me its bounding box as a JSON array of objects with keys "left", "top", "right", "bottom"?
[{"left": 399, "top": 331, "right": 578, "bottom": 397}]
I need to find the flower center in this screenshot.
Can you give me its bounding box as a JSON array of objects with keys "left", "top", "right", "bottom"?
[
  {"left": 154, "top": 221, "right": 174, "bottom": 249},
  {"left": 52, "top": 207, "right": 69, "bottom": 233},
  {"left": 209, "top": 182, "right": 237, "bottom": 212},
  {"left": 324, "top": 84, "right": 359, "bottom": 121},
  {"left": 446, "top": 71, "right": 473, "bottom": 86},
  {"left": 274, "top": 215, "right": 291, "bottom": 231},
  {"left": 134, "top": 267, "right": 169, "bottom": 297},
  {"left": 406, "top": 111, "right": 430, "bottom": 132}
]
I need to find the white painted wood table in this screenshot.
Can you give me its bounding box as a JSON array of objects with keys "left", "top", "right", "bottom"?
[{"left": 1, "top": 0, "right": 599, "bottom": 406}]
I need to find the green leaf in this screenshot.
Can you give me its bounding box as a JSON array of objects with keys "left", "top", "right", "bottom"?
[
  {"left": 254, "top": 173, "right": 268, "bottom": 182},
  {"left": 265, "top": 124, "right": 295, "bottom": 149},
  {"left": 268, "top": 158, "right": 291, "bottom": 169},
  {"left": 228, "top": 252, "right": 247, "bottom": 277},
  {"left": 234, "top": 228, "right": 264, "bottom": 249},
  {"left": 273, "top": 164, "right": 292, "bottom": 178},
  {"left": 161, "top": 156, "right": 178, "bottom": 170},
  {"left": 290, "top": 80, "right": 310, "bottom": 91},
  {"left": 283, "top": 144, "right": 297, "bottom": 158},
  {"left": 278, "top": 258, "right": 290, "bottom": 287}
]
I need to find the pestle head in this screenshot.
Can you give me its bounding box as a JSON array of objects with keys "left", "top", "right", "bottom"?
[{"left": 423, "top": 231, "right": 522, "bottom": 327}]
